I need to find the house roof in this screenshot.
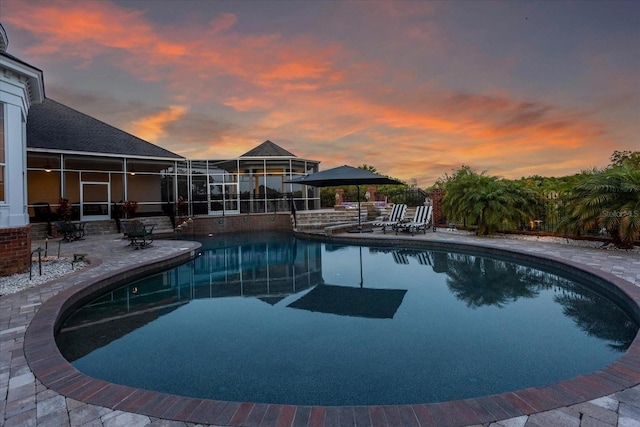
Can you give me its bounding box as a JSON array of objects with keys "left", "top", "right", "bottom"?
[
  {"left": 1, "top": 23, "right": 9, "bottom": 52},
  {"left": 240, "top": 140, "right": 297, "bottom": 157},
  {"left": 26, "top": 99, "right": 184, "bottom": 159}
]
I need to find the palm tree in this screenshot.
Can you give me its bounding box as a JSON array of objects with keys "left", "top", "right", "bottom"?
[
  {"left": 440, "top": 166, "right": 480, "bottom": 229},
  {"left": 554, "top": 283, "right": 637, "bottom": 352},
  {"left": 445, "top": 254, "right": 540, "bottom": 308},
  {"left": 557, "top": 163, "right": 640, "bottom": 248},
  {"left": 442, "top": 167, "right": 540, "bottom": 236}
]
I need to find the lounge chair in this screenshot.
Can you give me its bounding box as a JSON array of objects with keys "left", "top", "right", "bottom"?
[
  {"left": 396, "top": 205, "right": 432, "bottom": 236},
  {"left": 412, "top": 251, "right": 433, "bottom": 266},
  {"left": 373, "top": 204, "right": 407, "bottom": 234},
  {"left": 392, "top": 250, "right": 410, "bottom": 265}
]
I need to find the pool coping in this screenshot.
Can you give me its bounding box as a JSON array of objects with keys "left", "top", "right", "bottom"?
[{"left": 23, "top": 234, "right": 640, "bottom": 427}]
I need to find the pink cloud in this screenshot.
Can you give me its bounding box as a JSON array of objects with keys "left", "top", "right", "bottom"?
[
  {"left": 3, "top": 0, "right": 635, "bottom": 186},
  {"left": 128, "top": 105, "right": 188, "bottom": 142}
]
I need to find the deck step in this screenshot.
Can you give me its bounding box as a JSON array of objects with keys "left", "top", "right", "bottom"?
[{"left": 293, "top": 209, "right": 366, "bottom": 230}]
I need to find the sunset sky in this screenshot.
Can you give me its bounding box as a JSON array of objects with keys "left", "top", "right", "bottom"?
[{"left": 2, "top": 0, "right": 639, "bottom": 186}]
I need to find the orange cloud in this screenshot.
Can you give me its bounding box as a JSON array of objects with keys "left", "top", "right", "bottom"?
[
  {"left": 4, "top": 1, "right": 175, "bottom": 57},
  {"left": 4, "top": 0, "right": 634, "bottom": 186},
  {"left": 128, "top": 105, "right": 188, "bottom": 142},
  {"left": 223, "top": 96, "right": 274, "bottom": 112}
]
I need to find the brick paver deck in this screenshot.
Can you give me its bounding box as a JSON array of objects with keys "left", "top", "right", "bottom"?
[{"left": 1, "top": 230, "right": 639, "bottom": 426}]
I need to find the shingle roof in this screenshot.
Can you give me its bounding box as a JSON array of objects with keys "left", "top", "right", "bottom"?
[
  {"left": 0, "top": 23, "right": 8, "bottom": 52},
  {"left": 26, "top": 99, "right": 184, "bottom": 159},
  {"left": 240, "top": 140, "right": 297, "bottom": 157}
]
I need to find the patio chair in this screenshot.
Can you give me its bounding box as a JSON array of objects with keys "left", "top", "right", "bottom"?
[
  {"left": 122, "top": 220, "right": 155, "bottom": 249},
  {"left": 396, "top": 205, "right": 433, "bottom": 236},
  {"left": 373, "top": 204, "right": 407, "bottom": 234}
]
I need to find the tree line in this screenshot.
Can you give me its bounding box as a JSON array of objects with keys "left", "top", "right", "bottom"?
[
  {"left": 438, "top": 150, "right": 639, "bottom": 248},
  {"left": 314, "top": 152, "right": 638, "bottom": 248}
]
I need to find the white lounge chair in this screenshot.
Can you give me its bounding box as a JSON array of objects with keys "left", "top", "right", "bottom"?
[
  {"left": 373, "top": 204, "right": 407, "bottom": 234},
  {"left": 412, "top": 251, "right": 433, "bottom": 266},
  {"left": 396, "top": 205, "right": 432, "bottom": 235},
  {"left": 392, "top": 251, "right": 410, "bottom": 265}
]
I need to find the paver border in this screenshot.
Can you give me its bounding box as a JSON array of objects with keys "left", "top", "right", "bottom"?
[{"left": 24, "top": 235, "right": 640, "bottom": 427}]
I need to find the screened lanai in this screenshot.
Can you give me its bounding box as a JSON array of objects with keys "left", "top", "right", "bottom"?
[
  {"left": 27, "top": 151, "right": 319, "bottom": 222},
  {"left": 26, "top": 99, "right": 320, "bottom": 223},
  {"left": 27, "top": 151, "right": 185, "bottom": 221},
  {"left": 187, "top": 140, "right": 320, "bottom": 217}
]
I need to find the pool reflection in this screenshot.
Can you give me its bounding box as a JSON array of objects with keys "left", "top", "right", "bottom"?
[
  {"left": 375, "top": 247, "right": 637, "bottom": 352},
  {"left": 58, "top": 233, "right": 324, "bottom": 361},
  {"left": 58, "top": 236, "right": 637, "bottom": 368},
  {"left": 556, "top": 284, "right": 637, "bottom": 351}
]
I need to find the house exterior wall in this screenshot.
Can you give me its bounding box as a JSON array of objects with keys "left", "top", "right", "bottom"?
[{"left": 1, "top": 34, "right": 44, "bottom": 276}]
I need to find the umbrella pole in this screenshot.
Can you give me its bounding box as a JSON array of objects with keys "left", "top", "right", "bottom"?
[
  {"left": 357, "top": 185, "right": 362, "bottom": 230},
  {"left": 347, "top": 184, "right": 371, "bottom": 233},
  {"left": 359, "top": 245, "right": 363, "bottom": 288}
]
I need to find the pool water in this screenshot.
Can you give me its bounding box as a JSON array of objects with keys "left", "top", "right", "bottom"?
[{"left": 57, "top": 232, "right": 638, "bottom": 406}]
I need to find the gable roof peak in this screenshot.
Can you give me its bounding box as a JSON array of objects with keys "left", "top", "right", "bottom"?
[{"left": 240, "top": 140, "right": 297, "bottom": 157}]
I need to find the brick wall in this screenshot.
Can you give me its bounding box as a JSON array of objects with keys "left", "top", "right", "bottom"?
[
  {"left": 0, "top": 225, "right": 32, "bottom": 276},
  {"left": 175, "top": 213, "right": 293, "bottom": 237},
  {"left": 430, "top": 189, "right": 445, "bottom": 227}
]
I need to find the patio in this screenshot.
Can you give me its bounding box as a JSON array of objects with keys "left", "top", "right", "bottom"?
[{"left": 2, "top": 229, "right": 640, "bottom": 426}]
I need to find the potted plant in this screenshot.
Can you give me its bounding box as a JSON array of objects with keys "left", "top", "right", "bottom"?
[
  {"left": 56, "top": 198, "right": 72, "bottom": 221},
  {"left": 177, "top": 196, "right": 187, "bottom": 216},
  {"left": 121, "top": 200, "right": 139, "bottom": 219}
]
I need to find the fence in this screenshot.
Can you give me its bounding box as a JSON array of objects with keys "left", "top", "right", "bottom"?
[{"left": 338, "top": 188, "right": 428, "bottom": 206}]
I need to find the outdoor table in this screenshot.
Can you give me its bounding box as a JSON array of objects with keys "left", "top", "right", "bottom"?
[{"left": 54, "top": 221, "right": 86, "bottom": 242}]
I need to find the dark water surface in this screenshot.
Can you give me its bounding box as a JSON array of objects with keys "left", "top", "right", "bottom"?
[{"left": 57, "top": 232, "right": 638, "bottom": 406}]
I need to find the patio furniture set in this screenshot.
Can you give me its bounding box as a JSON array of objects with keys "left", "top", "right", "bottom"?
[{"left": 53, "top": 218, "right": 156, "bottom": 250}]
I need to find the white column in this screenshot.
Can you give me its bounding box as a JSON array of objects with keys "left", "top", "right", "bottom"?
[{"left": 0, "top": 101, "right": 29, "bottom": 227}]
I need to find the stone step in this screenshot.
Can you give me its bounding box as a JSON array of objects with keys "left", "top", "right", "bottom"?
[
  {"left": 121, "top": 216, "right": 175, "bottom": 236},
  {"left": 293, "top": 209, "right": 366, "bottom": 230},
  {"left": 84, "top": 220, "right": 118, "bottom": 235}
]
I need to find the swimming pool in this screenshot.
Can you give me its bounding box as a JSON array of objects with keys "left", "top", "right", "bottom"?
[{"left": 57, "top": 232, "right": 638, "bottom": 406}]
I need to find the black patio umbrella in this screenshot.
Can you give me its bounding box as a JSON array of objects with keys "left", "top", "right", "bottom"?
[
  {"left": 286, "top": 245, "right": 407, "bottom": 319},
  {"left": 287, "top": 284, "right": 407, "bottom": 319},
  {"left": 285, "top": 165, "right": 402, "bottom": 231}
]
